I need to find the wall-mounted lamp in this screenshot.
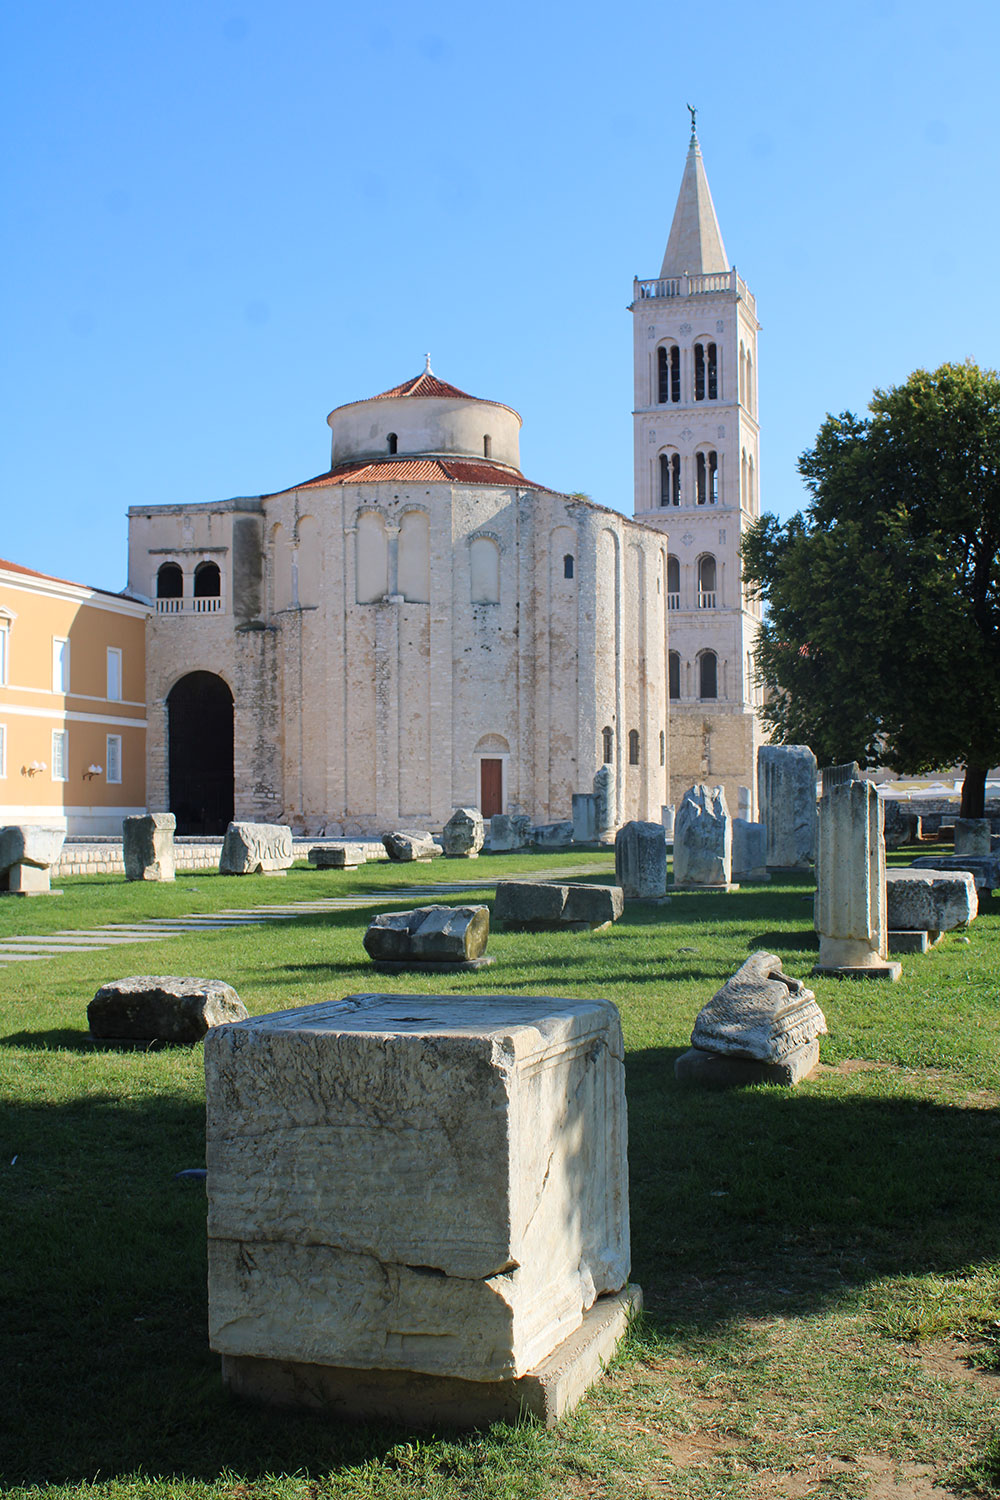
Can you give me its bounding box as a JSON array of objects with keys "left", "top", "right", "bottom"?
[
  {"left": 82, "top": 764, "right": 104, "bottom": 781},
  {"left": 23, "top": 761, "right": 47, "bottom": 777}
]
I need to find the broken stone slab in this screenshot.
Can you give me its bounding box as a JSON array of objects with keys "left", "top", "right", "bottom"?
[
  {"left": 123, "top": 813, "right": 176, "bottom": 882},
  {"left": 954, "top": 818, "right": 991, "bottom": 857},
  {"left": 731, "top": 819, "right": 769, "bottom": 882},
  {"left": 531, "top": 821, "right": 575, "bottom": 849},
  {"left": 814, "top": 777, "right": 900, "bottom": 980},
  {"left": 363, "top": 905, "right": 491, "bottom": 969},
  {"left": 757, "top": 745, "right": 818, "bottom": 869},
  {"left": 308, "top": 844, "right": 366, "bottom": 870},
  {"left": 220, "top": 822, "right": 293, "bottom": 876},
  {"left": 89, "top": 975, "right": 248, "bottom": 1046},
  {"left": 488, "top": 813, "right": 532, "bottom": 851},
  {"left": 382, "top": 830, "right": 443, "bottom": 862},
  {"left": 442, "top": 808, "right": 485, "bottom": 859},
  {"left": 881, "top": 800, "right": 918, "bottom": 850},
  {"left": 909, "top": 853, "right": 1000, "bottom": 893},
  {"left": 614, "top": 821, "right": 667, "bottom": 900},
  {"left": 673, "top": 784, "right": 732, "bottom": 887},
  {"left": 0, "top": 825, "right": 66, "bottom": 895},
  {"left": 492, "top": 881, "right": 624, "bottom": 931},
  {"left": 204, "top": 993, "right": 631, "bottom": 1384},
  {"left": 885, "top": 868, "right": 977, "bottom": 932},
  {"left": 220, "top": 1283, "right": 642, "bottom": 1430},
  {"left": 676, "top": 950, "right": 825, "bottom": 1086}
]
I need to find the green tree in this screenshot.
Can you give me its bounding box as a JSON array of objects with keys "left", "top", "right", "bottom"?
[{"left": 742, "top": 361, "right": 1000, "bottom": 817}]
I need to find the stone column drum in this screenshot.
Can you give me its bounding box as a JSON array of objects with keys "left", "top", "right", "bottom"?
[
  {"left": 205, "top": 994, "right": 637, "bottom": 1426},
  {"left": 123, "top": 813, "right": 176, "bottom": 882},
  {"left": 757, "top": 745, "right": 818, "bottom": 869},
  {"left": 673, "top": 785, "right": 733, "bottom": 888},
  {"left": 614, "top": 820, "right": 667, "bottom": 899},
  {"left": 593, "top": 766, "right": 616, "bottom": 844},
  {"left": 814, "top": 778, "right": 900, "bottom": 979}
]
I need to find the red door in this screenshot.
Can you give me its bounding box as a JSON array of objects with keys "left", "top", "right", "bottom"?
[{"left": 480, "top": 758, "right": 503, "bottom": 818}]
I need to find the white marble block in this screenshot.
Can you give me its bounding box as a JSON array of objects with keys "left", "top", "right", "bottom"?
[
  {"left": 673, "top": 784, "right": 732, "bottom": 887},
  {"left": 219, "top": 822, "right": 293, "bottom": 875},
  {"left": 614, "top": 820, "right": 667, "bottom": 899},
  {"left": 123, "top": 813, "right": 176, "bottom": 882},
  {"left": 814, "top": 778, "right": 896, "bottom": 974},
  {"left": 205, "top": 994, "right": 630, "bottom": 1384},
  {"left": 757, "top": 745, "right": 817, "bottom": 869}
]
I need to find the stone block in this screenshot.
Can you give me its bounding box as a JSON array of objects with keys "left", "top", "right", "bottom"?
[
  {"left": 488, "top": 813, "right": 532, "bottom": 851},
  {"left": 910, "top": 853, "right": 1000, "bottom": 893},
  {"left": 382, "top": 830, "right": 442, "bottom": 862},
  {"left": 89, "top": 975, "right": 248, "bottom": 1045},
  {"left": 757, "top": 745, "right": 817, "bottom": 869},
  {"left": 881, "top": 800, "right": 916, "bottom": 850},
  {"left": 561, "top": 884, "right": 625, "bottom": 928},
  {"left": 673, "top": 784, "right": 732, "bottom": 887},
  {"left": 888, "top": 930, "right": 934, "bottom": 954},
  {"left": 123, "top": 813, "right": 176, "bottom": 882},
  {"left": 531, "top": 821, "right": 575, "bottom": 849},
  {"left": 220, "top": 822, "right": 293, "bottom": 875},
  {"left": 675, "top": 1040, "right": 820, "bottom": 1087},
  {"left": 731, "top": 819, "right": 769, "bottom": 882},
  {"left": 814, "top": 778, "right": 896, "bottom": 976},
  {"left": 493, "top": 881, "right": 623, "bottom": 930},
  {"left": 363, "top": 905, "right": 490, "bottom": 966},
  {"left": 4, "top": 862, "right": 57, "bottom": 895},
  {"left": 442, "top": 808, "right": 485, "bottom": 859},
  {"left": 614, "top": 821, "right": 667, "bottom": 899},
  {"left": 204, "top": 993, "right": 630, "bottom": 1383},
  {"left": 572, "top": 793, "right": 598, "bottom": 844},
  {"left": 308, "top": 844, "right": 366, "bottom": 870},
  {"left": 688, "top": 951, "right": 827, "bottom": 1068},
  {"left": 661, "top": 804, "right": 675, "bottom": 839},
  {"left": 0, "top": 825, "right": 66, "bottom": 893},
  {"left": 885, "top": 868, "right": 977, "bottom": 931},
  {"left": 954, "top": 818, "right": 991, "bottom": 857}
]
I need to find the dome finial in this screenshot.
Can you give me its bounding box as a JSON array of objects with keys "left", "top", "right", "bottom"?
[
  {"left": 686, "top": 103, "right": 697, "bottom": 143},
  {"left": 424, "top": 352, "right": 433, "bottom": 374}
]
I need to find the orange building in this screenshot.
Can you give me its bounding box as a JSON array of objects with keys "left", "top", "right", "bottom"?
[{"left": 0, "top": 558, "right": 149, "bottom": 833}]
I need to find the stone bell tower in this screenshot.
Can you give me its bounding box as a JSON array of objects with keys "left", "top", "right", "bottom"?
[{"left": 630, "top": 112, "right": 765, "bottom": 813}]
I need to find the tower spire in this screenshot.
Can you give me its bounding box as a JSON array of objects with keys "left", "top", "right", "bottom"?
[{"left": 659, "top": 115, "right": 728, "bottom": 280}]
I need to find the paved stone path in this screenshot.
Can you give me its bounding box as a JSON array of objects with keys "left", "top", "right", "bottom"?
[{"left": 0, "top": 865, "right": 610, "bottom": 965}]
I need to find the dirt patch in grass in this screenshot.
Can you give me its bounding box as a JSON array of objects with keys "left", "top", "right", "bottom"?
[{"left": 918, "top": 1337, "right": 1000, "bottom": 1389}]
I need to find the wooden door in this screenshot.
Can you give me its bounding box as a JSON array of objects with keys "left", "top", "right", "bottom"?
[{"left": 480, "top": 758, "right": 503, "bottom": 818}]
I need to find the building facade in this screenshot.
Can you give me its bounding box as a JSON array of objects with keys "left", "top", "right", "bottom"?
[
  {"left": 0, "top": 558, "right": 148, "bottom": 833},
  {"left": 129, "top": 368, "right": 670, "bottom": 836},
  {"left": 631, "top": 122, "right": 764, "bottom": 811}
]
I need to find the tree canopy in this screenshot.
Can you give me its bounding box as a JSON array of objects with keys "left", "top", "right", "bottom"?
[{"left": 741, "top": 361, "right": 1000, "bottom": 817}]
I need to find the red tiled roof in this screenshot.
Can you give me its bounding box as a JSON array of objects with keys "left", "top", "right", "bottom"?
[
  {"left": 277, "top": 456, "right": 547, "bottom": 493},
  {"left": 0, "top": 556, "right": 137, "bottom": 603},
  {"left": 369, "top": 370, "right": 479, "bottom": 402}
]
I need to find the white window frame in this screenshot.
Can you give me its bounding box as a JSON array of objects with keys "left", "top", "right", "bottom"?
[
  {"left": 106, "top": 734, "right": 122, "bottom": 785},
  {"left": 52, "top": 729, "right": 68, "bottom": 781},
  {"left": 0, "top": 724, "right": 6, "bottom": 778},
  {"left": 52, "top": 637, "right": 70, "bottom": 694},
  {"left": 106, "top": 647, "right": 122, "bottom": 702},
  {"left": 0, "top": 623, "right": 8, "bottom": 686}
]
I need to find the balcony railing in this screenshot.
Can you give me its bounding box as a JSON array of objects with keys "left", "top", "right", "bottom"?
[
  {"left": 634, "top": 269, "right": 755, "bottom": 313},
  {"left": 667, "top": 592, "right": 680, "bottom": 611},
  {"left": 698, "top": 591, "right": 717, "bottom": 610},
  {"left": 155, "top": 596, "right": 224, "bottom": 615}
]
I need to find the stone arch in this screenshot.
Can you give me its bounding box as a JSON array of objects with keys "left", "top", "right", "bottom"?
[
  {"left": 470, "top": 535, "right": 500, "bottom": 604},
  {"left": 166, "top": 670, "right": 234, "bottom": 835},
  {"left": 193, "top": 560, "right": 221, "bottom": 598},
  {"left": 398, "top": 509, "right": 430, "bottom": 603},
  {"left": 356, "top": 510, "right": 388, "bottom": 604},
  {"left": 697, "top": 649, "right": 718, "bottom": 701},
  {"left": 156, "top": 561, "right": 183, "bottom": 599},
  {"left": 296, "top": 515, "right": 319, "bottom": 607}
]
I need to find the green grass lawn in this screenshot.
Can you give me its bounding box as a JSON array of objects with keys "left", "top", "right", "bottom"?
[{"left": 1, "top": 850, "right": 998, "bottom": 1499}]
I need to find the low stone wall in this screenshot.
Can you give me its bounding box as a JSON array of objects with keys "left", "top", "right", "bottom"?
[{"left": 52, "top": 837, "right": 389, "bottom": 879}]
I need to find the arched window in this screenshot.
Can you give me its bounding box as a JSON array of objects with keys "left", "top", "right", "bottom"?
[
  {"left": 739, "top": 343, "right": 746, "bottom": 407},
  {"left": 563, "top": 554, "right": 574, "bottom": 579},
  {"left": 748, "top": 454, "right": 756, "bottom": 510},
  {"left": 746, "top": 351, "right": 754, "bottom": 415},
  {"left": 666, "top": 554, "right": 680, "bottom": 609},
  {"left": 470, "top": 536, "right": 500, "bottom": 604},
  {"left": 387, "top": 432, "right": 398, "bottom": 455},
  {"left": 659, "top": 729, "right": 666, "bottom": 766},
  {"left": 694, "top": 342, "right": 718, "bottom": 401},
  {"left": 398, "top": 510, "right": 430, "bottom": 603},
  {"left": 698, "top": 555, "right": 717, "bottom": 608},
  {"left": 668, "top": 651, "right": 681, "bottom": 700},
  {"left": 699, "top": 650, "right": 718, "bottom": 700},
  {"left": 602, "top": 725, "right": 614, "bottom": 763},
  {"left": 483, "top": 434, "right": 492, "bottom": 458},
  {"left": 156, "top": 562, "right": 183, "bottom": 599},
  {"left": 628, "top": 729, "right": 640, "bottom": 766},
  {"left": 657, "top": 344, "right": 680, "bottom": 404},
  {"left": 356, "top": 511, "right": 389, "bottom": 603},
  {"left": 696, "top": 451, "right": 718, "bottom": 505},
  {"left": 659, "top": 452, "right": 681, "bottom": 507},
  {"left": 193, "top": 561, "right": 221, "bottom": 597}
]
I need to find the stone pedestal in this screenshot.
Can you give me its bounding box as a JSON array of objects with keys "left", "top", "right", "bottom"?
[
  {"left": 813, "top": 779, "right": 900, "bottom": 980},
  {"left": 593, "top": 765, "right": 616, "bottom": 844},
  {"left": 614, "top": 821, "right": 667, "bottom": 900},
  {"left": 123, "top": 813, "right": 176, "bottom": 882},
  {"left": 205, "top": 994, "right": 631, "bottom": 1416},
  {"left": 0, "top": 825, "right": 66, "bottom": 896},
  {"left": 572, "top": 793, "right": 598, "bottom": 844},
  {"left": 954, "top": 818, "right": 991, "bottom": 857},
  {"left": 731, "top": 819, "right": 769, "bottom": 882},
  {"left": 673, "top": 785, "right": 732, "bottom": 888},
  {"left": 757, "top": 745, "right": 817, "bottom": 869}
]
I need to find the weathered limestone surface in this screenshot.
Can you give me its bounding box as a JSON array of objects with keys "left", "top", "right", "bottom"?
[
  {"left": 910, "top": 853, "right": 1000, "bottom": 893},
  {"left": 572, "top": 794, "right": 598, "bottom": 844},
  {"left": 757, "top": 746, "right": 817, "bottom": 869},
  {"left": 493, "top": 881, "right": 624, "bottom": 930},
  {"left": 731, "top": 819, "right": 768, "bottom": 882},
  {"left": 309, "top": 844, "right": 366, "bottom": 869},
  {"left": 382, "top": 830, "right": 442, "bottom": 862},
  {"left": 89, "top": 976, "right": 248, "bottom": 1043},
  {"left": 885, "top": 868, "right": 977, "bottom": 932},
  {"left": 442, "top": 808, "right": 485, "bottom": 859},
  {"left": 689, "top": 952, "right": 827, "bottom": 1064},
  {"left": 0, "top": 824, "right": 66, "bottom": 893},
  {"left": 614, "top": 821, "right": 667, "bottom": 899},
  {"left": 123, "top": 813, "right": 176, "bottom": 882},
  {"left": 954, "top": 818, "right": 991, "bottom": 857},
  {"left": 737, "top": 787, "right": 752, "bottom": 821},
  {"left": 593, "top": 766, "right": 616, "bottom": 843},
  {"left": 488, "top": 814, "right": 532, "bottom": 851},
  {"left": 661, "top": 805, "right": 675, "bottom": 839},
  {"left": 205, "top": 994, "right": 630, "bottom": 1383},
  {"left": 673, "top": 785, "right": 732, "bottom": 887},
  {"left": 531, "top": 821, "right": 574, "bottom": 849},
  {"left": 814, "top": 778, "right": 897, "bottom": 975},
  {"left": 363, "top": 905, "right": 489, "bottom": 965},
  {"left": 881, "top": 800, "right": 917, "bottom": 850},
  {"left": 220, "top": 822, "right": 293, "bottom": 875}
]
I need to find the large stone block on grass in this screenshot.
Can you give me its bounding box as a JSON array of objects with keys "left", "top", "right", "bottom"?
[
  {"left": 493, "top": 881, "right": 623, "bottom": 930},
  {"left": 205, "top": 994, "right": 630, "bottom": 1383},
  {"left": 676, "top": 951, "right": 826, "bottom": 1087},
  {"left": 885, "top": 868, "right": 977, "bottom": 931},
  {"left": 382, "top": 830, "right": 442, "bottom": 862},
  {"left": 757, "top": 745, "right": 817, "bottom": 869},
  {"left": 308, "top": 844, "right": 366, "bottom": 870},
  {"left": 363, "top": 905, "right": 489, "bottom": 965},
  {"left": 442, "top": 808, "right": 485, "bottom": 858},
  {"left": 89, "top": 975, "right": 248, "bottom": 1044},
  {"left": 0, "top": 825, "right": 66, "bottom": 893},
  {"left": 220, "top": 822, "right": 293, "bottom": 875},
  {"left": 909, "top": 853, "right": 1000, "bottom": 893},
  {"left": 531, "top": 821, "right": 574, "bottom": 849},
  {"left": 614, "top": 821, "right": 667, "bottom": 899},
  {"left": 673, "top": 785, "right": 732, "bottom": 887},
  {"left": 488, "top": 813, "right": 532, "bottom": 851},
  {"left": 731, "top": 819, "right": 768, "bottom": 882},
  {"left": 123, "top": 813, "right": 176, "bottom": 882}
]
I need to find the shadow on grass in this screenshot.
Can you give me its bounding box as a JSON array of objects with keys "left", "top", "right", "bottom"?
[{"left": 2, "top": 1050, "right": 999, "bottom": 1486}]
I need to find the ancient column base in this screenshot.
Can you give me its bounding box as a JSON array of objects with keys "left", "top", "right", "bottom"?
[
  {"left": 220, "top": 1284, "right": 641, "bottom": 1430},
  {"left": 675, "top": 1040, "right": 819, "bottom": 1087},
  {"left": 813, "top": 935, "right": 901, "bottom": 980}
]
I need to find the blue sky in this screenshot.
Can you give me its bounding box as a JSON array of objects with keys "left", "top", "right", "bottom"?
[{"left": 4, "top": 0, "right": 999, "bottom": 590}]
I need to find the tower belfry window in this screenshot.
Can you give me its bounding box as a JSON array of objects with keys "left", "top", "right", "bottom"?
[
  {"left": 694, "top": 342, "right": 718, "bottom": 402},
  {"left": 657, "top": 345, "right": 680, "bottom": 404},
  {"left": 660, "top": 452, "right": 680, "bottom": 506},
  {"left": 696, "top": 451, "right": 718, "bottom": 505}
]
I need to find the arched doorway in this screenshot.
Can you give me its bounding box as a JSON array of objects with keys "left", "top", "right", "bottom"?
[{"left": 167, "top": 672, "right": 234, "bottom": 834}]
